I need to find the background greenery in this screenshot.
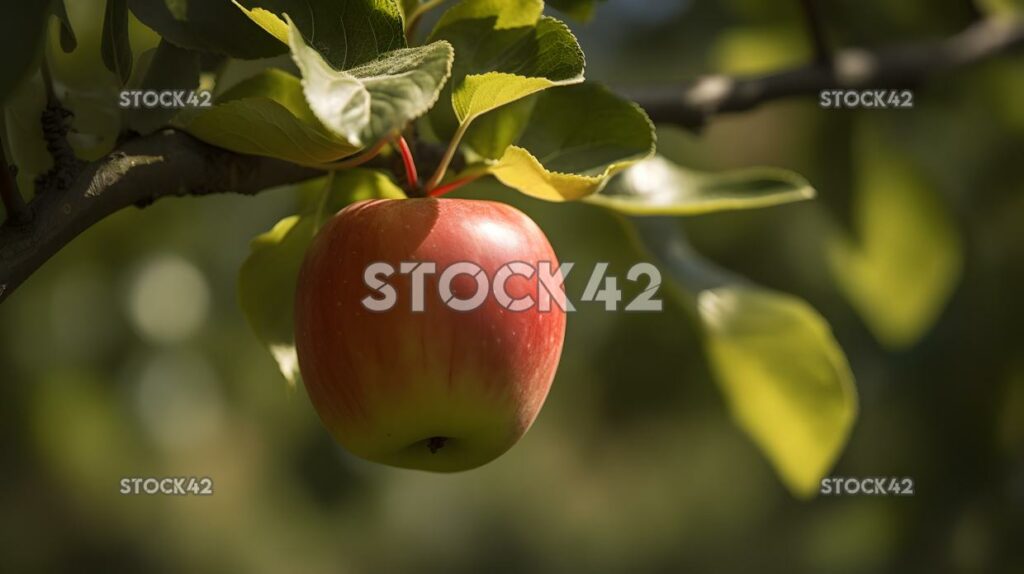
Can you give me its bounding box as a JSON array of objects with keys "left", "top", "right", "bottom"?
[{"left": 2, "top": 0, "right": 1023, "bottom": 572}]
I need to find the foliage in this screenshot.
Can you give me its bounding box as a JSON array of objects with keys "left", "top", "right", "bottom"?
[{"left": 4, "top": 0, "right": 990, "bottom": 502}]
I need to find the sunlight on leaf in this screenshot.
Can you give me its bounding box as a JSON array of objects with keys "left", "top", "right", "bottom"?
[
  {"left": 586, "top": 155, "right": 815, "bottom": 215},
  {"left": 178, "top": 69, "right": 361, "bottom": 166},
  {"left": 698, "top": 286, "right": 858, "bottom": 498},
  {"left": 232, "top": 0, "right": 289, "bottom": 44},
  {"left": 427, "top": 0, "right": 584, "bottom": 139},
  {"left": 485, "top": 83, "right": 654, "bottom": 201},
  {"left": 626, "top": 218, "right": 857, "bottom": 498},
  {"left": 827, "top": 122, "right": 963, "bottom": 349}
]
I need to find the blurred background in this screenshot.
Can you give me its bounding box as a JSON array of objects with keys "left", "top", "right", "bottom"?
[{"left": 2, "top": 0, "right": 1023, "bottom": 572}]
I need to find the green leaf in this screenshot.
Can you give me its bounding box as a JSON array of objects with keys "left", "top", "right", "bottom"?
[
  {"left": 546, "top": 0, "right": 604, "bottom": 21},
  {"left": 698, "top": 286, "right": 858, "bottom": 498},
  {"left": 232, "top": 0, "right": 406, "bottom": 68},
  {"left": 2, "top": 71, "right": 52, "bottom": 198},
  {"left": 239, "top": 170, "right": 405, "bottom": 386},
  {"left": 0, "top": 3, "right": 49, "bottom": 102},
  {"left": 826, "top": 123, "right": 963, "bottom": 349},
  {"left": 427, "top": 0, "right": 584, "bottom": 139},
  {"left": 102, "top": 0, "right": 133, "bottom": 85},
  {"left": 54, "top": 0, "right": 78, "bottom": 53},
  {"left": 585, "top": 155, "right": 815, "bottom": 215},
  {"left": 128, "top": 0, "right": 287, "bottom": 59},
  {"left": 177, "top": 69, "right": 361, "bottom": 167},
  {"left": 626, "top": 218, "right": 857, "bottom": 498},
  {"left": 124, "top": 40, "right": 200, "bottom": 134},
  {"left": 485, "top": 83, "right": 655, "bottom": 201},
  {"left": 286, "top": 17, "right": 453, "bottom": 147}
]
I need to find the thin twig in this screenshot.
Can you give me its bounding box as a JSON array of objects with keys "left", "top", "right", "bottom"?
[
  {"left": 629, "top": 17, "right": 1024, "bottom": 130},
  {"left": 798, "top": 0, "right": 831, "bottom": 64}
]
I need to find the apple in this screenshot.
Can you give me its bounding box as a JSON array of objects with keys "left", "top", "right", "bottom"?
[{"left": 294, "top": 198, "right": 566, "bottom": 471}]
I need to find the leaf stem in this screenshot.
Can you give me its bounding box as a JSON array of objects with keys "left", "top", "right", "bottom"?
[
  {"left": 427, "top": 173, "right": 482, "bottom": 197},
  {"left": 394, "top": 135, "right": 419, "bottom": 190},
  {"left": 326, "top": 139, "right": 388, "bottom": 170},
  {"left": 424, "top": 119, "right": 471, "bottom": 192}
]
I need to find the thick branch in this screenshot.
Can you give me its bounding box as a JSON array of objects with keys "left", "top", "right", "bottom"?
[
  {"left": 0, "top": 130, "right": 319, "bottom": 302},
  {"left": 631, "top": 17, "right": 1024, "bottom": 129}
]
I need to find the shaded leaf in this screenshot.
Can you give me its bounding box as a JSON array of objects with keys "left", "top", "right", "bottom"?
[
  {"left": 177, "top": 69, "right": 361, "bottom": 166},
  {"left": 124, "top": 40, "right": 200, "bottom": 134},
  {"left": 486, "top": 83, "right": 654, "bottom": 201},
  {"left": 546, "top": 0, "right": 605, "bottom": 21},
  {"left": 2, "top": 71, "right": 52, "bottom": 197},
  {"left": 827, "top": 123, "right": 963, "bottom": 349},
  {"left": 0, "top": 3, "right": 51, "bottom": 102},
  {"left": 286, "top": 17, "right": 453, "bottom": 147},
  {"left": 586, "top": 155, "right": 815, "bottom": 215},
  {"left": 54, "top": 0, "right": 78, "bottom": 53},
  {"left": 239, "top": 171, "right": 405, "bottom": 386},
  {"left": 129, "top": 0, "right": 288, "bottom": 59},
  {"left": 102, "top": 0, "right": 133, "bottom": 85},
  {"left": 232, "top": 0, "right": 406, "bottom": 68}
]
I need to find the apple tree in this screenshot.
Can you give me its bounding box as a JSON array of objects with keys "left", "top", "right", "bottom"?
[{"left": 2, "top": 0, "right": 1021, "bottom": 498}]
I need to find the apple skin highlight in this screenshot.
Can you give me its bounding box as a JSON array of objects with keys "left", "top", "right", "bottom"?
[{"left": 294, "top": 198, "right": 567, "bottom": 471}]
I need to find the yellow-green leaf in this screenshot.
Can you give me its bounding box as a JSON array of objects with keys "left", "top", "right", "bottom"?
[
  {"left": 625, "top": 218, "right": 858, "bottom": 499},
  {"left": 427, "top": 0, "right": 584, "bottom": 139},
  {"left": 586, "top": 156, "right": 815, "bottom": 215},
  {"left": 698, "top": 286, "right": 858, "bottom": 498},
  {"left": 177, "top": 69, "right": 360, "bottom": 167},
  {"left": 232, "top": 0, "right": 289, "bottom": 44},
  {"left": 239, "top": 171, "right": 405, "bottom": 386},
  {"left": 485, "top": 83, "right": 655, "bottom": 201},
  {"left": 827, "top": 123, "right": 963, "bottom": 349}
]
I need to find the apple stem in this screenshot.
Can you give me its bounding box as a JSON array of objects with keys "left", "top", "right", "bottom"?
[
  {"left": 427, "top": 174, "right": 482, "bottom": 198},
  {"left": 394, "top": 135, "right": 420, "bottom": 192},
  {"left": 426, "top": 436, "right": 448, "bottom": 454}
]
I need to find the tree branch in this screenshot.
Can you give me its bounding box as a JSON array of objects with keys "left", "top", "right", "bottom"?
[
  {"left": 630, "top": 17, "right": 1024, "bottom": 129},
  {"left": 0, "top": 130, "right": 320, "bottom": 302},
  {"left": 2, "top": 17, "right": 1023, "bottom": 303}
]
